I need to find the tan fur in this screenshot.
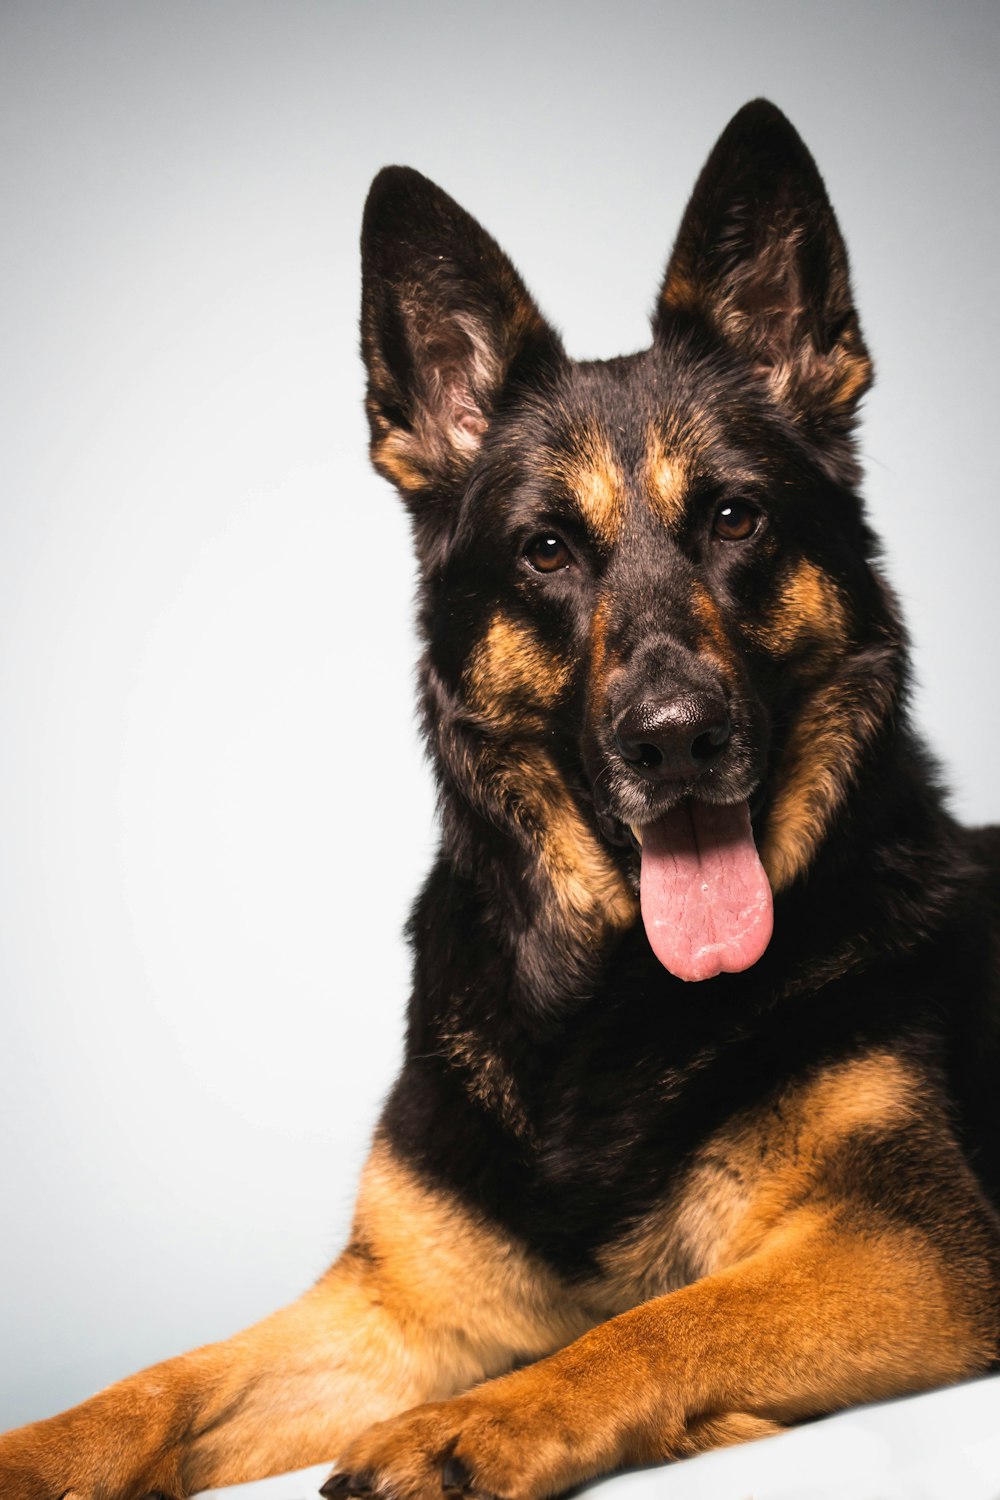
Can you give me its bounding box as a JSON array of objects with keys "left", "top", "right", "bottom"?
[
  {"left": 354, "top": 1142, "right": 600, "bottom": 1359},
  {"left": 762, "top": 661, "right": 896, "bottom": 891},
  {"left": 463, "top": 613, "right": 633, "bottom": 935},
  {"left": 522, "top": 747, "right": 637, "bottom": 931},
  {"left": 672, "top": 1411, "right": 789, "bottom": 1457},
  {"left": 371, "top": 424, "right": 432, "bottom": 494},
  {"left": 599, "top": 1050, "right": 921, "bottom": 1302},
  {"left": 642, "top": 423, "right": 689, "bottom": 528},
  {"left": 690, "top": 579, "right": 739, "bottom": 679},
  {"left": 544, "top": 420, "right": 626, "bottom": 545},
  {"left": 767, "top": 334, "right": 873, "bottom": 416},
  {"left": 585, "top": 594, "right": 624, "bottom": 726},
  {"left": 659, "top": 267, "right": 699, "bottom": 318},
  {"left": 0, "top": 1144, "right": 598, "bottom": 1499},
  {"left": 466, "top": 612, "right": 573, "bottom": 722},
  {"left": 461, "top": 611, "right": 637, "bottom": 937},
  {"left": 800, "top": 1049, "right": 918, "bottom": 1136},
  {"left": 334, "top": 1206, "right": 990, "bottom": 1499},
  {"left": 441, "top": 698, "right": 637, "bottom": 953},
  {"left": 3, "top": 1059, "right": 993, "bottom": 1500},
  {"left": 744, "top": 557, "right": 850, "bottom": 659},
  {"left": 329, "top": 1060, "right": 990, "bottom": 1498}
]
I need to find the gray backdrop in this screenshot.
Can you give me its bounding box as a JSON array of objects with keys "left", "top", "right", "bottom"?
[{"left": 1, "top": 0, "right": 998, "bottom": 1444}]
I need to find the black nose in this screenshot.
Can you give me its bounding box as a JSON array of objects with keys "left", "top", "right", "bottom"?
[{"left": 613, "top": 695, "right": 731, "bottom": 780}]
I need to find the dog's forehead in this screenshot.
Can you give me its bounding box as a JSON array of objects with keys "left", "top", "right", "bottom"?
[{"left": 526, "top": 355, "right": 737, "bottom": 542}]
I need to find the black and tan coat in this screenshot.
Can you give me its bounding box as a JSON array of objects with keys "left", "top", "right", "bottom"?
[{"left": 2, "top": 100, "right": 999, "bottom": 1500}]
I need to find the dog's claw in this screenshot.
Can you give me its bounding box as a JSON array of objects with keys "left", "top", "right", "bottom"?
[
  {"left": 320, "top": 1473, "right": 374, "bottom": 1499},
  {"left": 441, "top": 1455, "right": 473, "bottom": 1493},
  {"left": 319, "top": 1477, "right": 349, "bottom": 1498}
]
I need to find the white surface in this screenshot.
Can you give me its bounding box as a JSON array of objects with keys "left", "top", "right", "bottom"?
[{"left": 193, "top": 1377, "right": 1000, "bottom": 1500}]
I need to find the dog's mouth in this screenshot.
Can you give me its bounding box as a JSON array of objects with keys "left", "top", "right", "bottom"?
[{"left": 597, "top": 784, "right": 772, "bottom": 983}]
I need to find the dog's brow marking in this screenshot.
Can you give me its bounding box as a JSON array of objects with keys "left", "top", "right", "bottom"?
[
  {"left": 643, "top": 425, "right": 690, "bottom": 528},
  {"left": 545, "top": 420, "right": 626, "bottom": 545},
  {"left": 466, "top": 613, "right": 572, "bottom": 718}
]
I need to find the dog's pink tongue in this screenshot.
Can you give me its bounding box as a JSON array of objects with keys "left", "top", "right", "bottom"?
[{"left": 639, "top": 800, "right": 773, "bottom": 982}]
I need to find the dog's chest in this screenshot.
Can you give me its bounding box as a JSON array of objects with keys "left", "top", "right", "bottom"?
[
  {"left": 514, "top": 999, "right": 768, "bottom": 1267},
  {"left": 516, "top": 1050, "right": 760, "bottom": 1287},
  {"left": 592, "top": 1149, "right": 759, "bottom": 1310},
  {"left": 525, "top": 1042, "right": 920, "bottom": 1308}
]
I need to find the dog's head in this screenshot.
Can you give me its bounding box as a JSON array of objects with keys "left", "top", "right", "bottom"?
[{"left": 360, "top": 101, "right": 904, "bottom": 1004}]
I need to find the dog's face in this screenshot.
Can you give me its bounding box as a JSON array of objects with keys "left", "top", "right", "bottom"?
[{"left": 361, "top": 102, "right": 903, "bottom": 997}]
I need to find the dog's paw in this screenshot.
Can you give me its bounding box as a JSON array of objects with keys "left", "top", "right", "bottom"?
[{"left": 321, "top": 1388, "right": 592, "bottom": 1500}]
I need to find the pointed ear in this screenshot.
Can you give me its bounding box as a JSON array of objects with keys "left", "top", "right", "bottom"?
[
  {"left": 361, "top": 167, "right": 564, "bottom": 508},
  {"left": 655, "top": 100, "right": 872, "bottom": 450}
]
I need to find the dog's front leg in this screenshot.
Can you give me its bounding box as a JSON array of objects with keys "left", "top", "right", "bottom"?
[
  {"left": 0, "top": 1251, "right": 428, "bottom": 1500},
  {"left": 331, "top": 1203, "right": 999, "bottom": 1500},
  {"left": 0, "top": 1143, "right": 589, "bottom": 1500}
]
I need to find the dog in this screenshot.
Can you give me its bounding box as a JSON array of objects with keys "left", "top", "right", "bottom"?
[{"left": 2, "top": 97, "right": 999, "bottom": 1500}]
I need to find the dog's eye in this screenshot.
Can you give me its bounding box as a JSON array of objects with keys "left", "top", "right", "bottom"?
[
  {"left": 712, "top": 501, "right": 761, "bottom": 541},
  {"left": 524, "top": 534, "right": 573, "bottom": 573}
]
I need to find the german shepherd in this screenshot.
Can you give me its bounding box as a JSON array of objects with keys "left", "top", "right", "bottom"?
[{"left": 3, "top": 98, "right": 1000, "bottom": 1500}]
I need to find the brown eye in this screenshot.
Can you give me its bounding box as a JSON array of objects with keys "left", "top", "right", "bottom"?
[
  {"left": 525, "top": 534, "right": 572, "bottom": 573},
  {"left": 713, "top": 501, "right": 760, "bottom": 541}
]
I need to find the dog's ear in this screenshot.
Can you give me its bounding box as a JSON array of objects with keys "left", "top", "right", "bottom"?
[
  {"left": 361, "top": 167, "right": 564, "bottom": 516},
  {"left": 655, "top": 100, "right": 872, "bottom": 449}
]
